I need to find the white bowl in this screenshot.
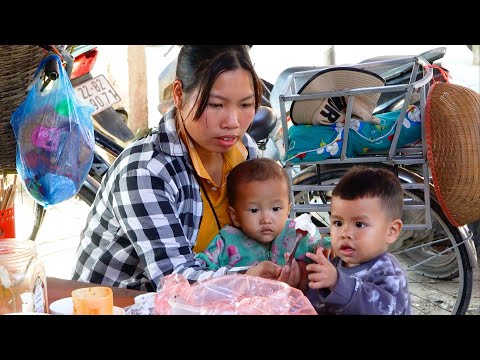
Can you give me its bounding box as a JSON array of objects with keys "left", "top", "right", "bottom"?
[{"left": 49, "top": 297, "right": 125, "bottom": 315}]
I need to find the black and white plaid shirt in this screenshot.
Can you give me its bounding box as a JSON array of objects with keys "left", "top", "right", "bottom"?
[{"left": 72, "top": 109, "right": 259, "bottom": 291}]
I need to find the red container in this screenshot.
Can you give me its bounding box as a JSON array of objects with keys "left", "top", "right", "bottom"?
[
  {"left": 0, "top": 207, "right": 15, "bottom": 239},
  {"left": 70, "top": 48, "right": 98, "bottom": 80}
]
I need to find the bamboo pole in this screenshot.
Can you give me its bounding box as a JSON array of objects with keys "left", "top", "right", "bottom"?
[
  {"left": 2, "top": 186, "right": 10, "bottom": 211},
  {"left": 0, "top": 176, "right": 3, "bottom": 209},
  {"left": 0, "top": 175, "right": 16, "bottom": 211},
  {"left": 4, "top": 187, "right": 12, "bottom": 210},
  {"left": 9, "top": 175, "right": 16, "bottom": 209}
]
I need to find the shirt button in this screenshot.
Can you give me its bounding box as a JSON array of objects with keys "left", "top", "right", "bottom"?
[{"left": 211, "top": 187, "right": 217, "bottom": 191}]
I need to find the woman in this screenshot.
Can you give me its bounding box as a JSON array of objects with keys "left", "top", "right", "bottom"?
[{"left": 73, "top": 46, "right": 299, "bottom": 291}]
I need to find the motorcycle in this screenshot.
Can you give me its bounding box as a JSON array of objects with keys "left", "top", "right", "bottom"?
[{"left": 28, "top": 45, "right": 134, "bottom": 240}]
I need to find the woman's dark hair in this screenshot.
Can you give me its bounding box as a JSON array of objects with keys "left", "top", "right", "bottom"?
[
  {"left": 332, "top": 166, "right": 404, "bottom": 220},
  {"left": 227, "top": 158, "right": 290, "bottom": 206},
  {"left": 176, "top": 45, "right": 263, "bottom": 120}
]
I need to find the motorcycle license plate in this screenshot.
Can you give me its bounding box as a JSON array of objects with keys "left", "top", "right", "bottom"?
[{"left": 74, "top": 75, "right": 121, "bottom": 115}]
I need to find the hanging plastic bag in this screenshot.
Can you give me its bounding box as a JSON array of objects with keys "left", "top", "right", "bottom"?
[{"left": 10, "top": 54, "right": 95, "bottom": 207}]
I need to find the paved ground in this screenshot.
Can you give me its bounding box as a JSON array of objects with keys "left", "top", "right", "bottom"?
[{"left": 14, "top": 185, "right": 90, "bottom": 280}]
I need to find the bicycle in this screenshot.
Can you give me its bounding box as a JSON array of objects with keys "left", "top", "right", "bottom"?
[{"left": 272, "top": 55, "right": 476, "bottom": 315}]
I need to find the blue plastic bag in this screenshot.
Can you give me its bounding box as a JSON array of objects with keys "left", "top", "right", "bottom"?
[{"left": 10, "top": 54, "right": 95, "bottom": 207}]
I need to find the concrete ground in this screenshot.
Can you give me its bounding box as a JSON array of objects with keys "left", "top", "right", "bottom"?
[{"left": 13, "top": 184, "right": 90, "bottom": 280}]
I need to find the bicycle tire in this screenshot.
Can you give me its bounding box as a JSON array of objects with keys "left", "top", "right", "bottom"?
[
  {"left": 77, "top": 185, "right": 96, "bottom": 207},
  {"left": 292, "top": 166, "right": 473, "bottom": 315},
  {"left": 467, "top": 220, "right": 480, "bottom": 255}
]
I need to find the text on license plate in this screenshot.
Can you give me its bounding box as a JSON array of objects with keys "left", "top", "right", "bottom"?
[{"left": 74, "top": 75, "right": 121, "bottom": 115}]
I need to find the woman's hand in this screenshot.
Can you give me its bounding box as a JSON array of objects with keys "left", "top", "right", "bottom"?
[
  {"left": 278, "top": 261, "right": 300, "bottom": 288},
  {"left": 245, "top": 257, "right": 307, "bottom": 291},
  {"left": 297, "top": 260, "right": 309, "bottom": 293},
  {"left": 276, "top": 252, "right": 303, "bottom": 289},
  {"left": 246, "top": 260, "right": 281, "bottom": 279}
]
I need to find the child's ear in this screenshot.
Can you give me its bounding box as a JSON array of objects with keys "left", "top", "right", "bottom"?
[
  {"left": 386, "top": 218, "right": 403, "bottom": 244},
  {"left": 228, "top": 206, "right": 241, "bottom": 228}
]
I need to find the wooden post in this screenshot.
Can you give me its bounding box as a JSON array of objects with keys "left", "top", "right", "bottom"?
[
  {"left": 472, "top": 45, "right": 479, "bottom": 66},
  {"left": 324, "top": 45, "right": 335, "bottom": 65},
  {"left": 127, "top": 45, "right": 149, "bottom": 136}
]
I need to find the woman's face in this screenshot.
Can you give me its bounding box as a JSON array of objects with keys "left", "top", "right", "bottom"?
[{"left": 179, "top": 68, "right": 256, "bottom": 155}]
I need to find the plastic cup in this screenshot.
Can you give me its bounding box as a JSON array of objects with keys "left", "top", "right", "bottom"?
[
  {"left": 71, "top": 287, "right": 113, "bottom": 315},
  {"left": 0, "top": 207, "right": 15, "bottom": 239}
]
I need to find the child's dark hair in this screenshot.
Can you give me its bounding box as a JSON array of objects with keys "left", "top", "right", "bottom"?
[
  {"left": 227, "top": 158, "right": 290, "bottom": 206},
  {"left": 332, "top": 166, "right": 404, "bottom": 220}
]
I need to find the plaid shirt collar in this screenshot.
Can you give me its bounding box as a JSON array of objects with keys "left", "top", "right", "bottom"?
[{"left": 157, "top": 109, "right": 188, "bottom": 157}]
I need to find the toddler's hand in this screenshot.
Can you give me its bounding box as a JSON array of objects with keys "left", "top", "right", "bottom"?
[{"left": 305, "top": 247, "right": 338, "bottom": 290}]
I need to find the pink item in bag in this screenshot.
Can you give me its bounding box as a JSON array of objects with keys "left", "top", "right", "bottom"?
[{"left": 31, "top": 125, "right": 63, "bottom": 152}]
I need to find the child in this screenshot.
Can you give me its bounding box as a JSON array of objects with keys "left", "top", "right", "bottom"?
[
  {"left": 194, "top": 158, "right": 327, "bottom": 271},
  {"left": 305, "top": 166, "right": 412, "bottom": 315}
]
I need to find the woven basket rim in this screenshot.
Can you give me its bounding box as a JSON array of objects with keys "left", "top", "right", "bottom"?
[{"left": 425, "top": 81, "right": 480, "bottom": 226}]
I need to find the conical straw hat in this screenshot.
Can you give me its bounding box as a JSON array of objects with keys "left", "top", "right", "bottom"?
[
  {"left": 290, "top": 67, "right": 385, "bottom": 126},
  {"left": 425, "top": 81, "right": 480, "bottom": 226}
]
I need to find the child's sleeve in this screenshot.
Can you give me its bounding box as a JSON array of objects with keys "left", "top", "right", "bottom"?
[
  {"left": 313, "top": 255, "right": 411, "bottom": 315},
  {"left": 194, "top": 234, "right": 227, "bottom": 271}
]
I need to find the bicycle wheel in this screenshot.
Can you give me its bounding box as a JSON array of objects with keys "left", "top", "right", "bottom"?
[
  {"left": 292, "top": 166, "right": 473, "bottom": 315},
  {"left": 77, "top": 184, "right": 96, "bottom": 207}
]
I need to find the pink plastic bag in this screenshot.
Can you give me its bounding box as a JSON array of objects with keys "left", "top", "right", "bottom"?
[{"left": 153, "top": 273, "right": 316, "bottom": 315}]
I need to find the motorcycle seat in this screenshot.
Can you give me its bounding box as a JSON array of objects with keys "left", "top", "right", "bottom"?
[{"left": 248, "top": 106, "right": 277, "bottom": 142}]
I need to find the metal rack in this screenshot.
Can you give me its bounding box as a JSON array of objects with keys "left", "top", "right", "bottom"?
[{"left": 277, "top": 56, "right": 434, "bottom": 232}]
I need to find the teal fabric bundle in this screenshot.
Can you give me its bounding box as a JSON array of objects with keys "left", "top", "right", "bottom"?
[{"left": 284, "top": 105, "right": 422, "bottom": 164}]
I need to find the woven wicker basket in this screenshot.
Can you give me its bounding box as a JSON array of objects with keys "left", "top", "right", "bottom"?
[
  {"left": 0, "top": 45, "right": 45, "bottom": 173},
  {"left": 425, "top": 81, "right": 480, "bottom": 227}
]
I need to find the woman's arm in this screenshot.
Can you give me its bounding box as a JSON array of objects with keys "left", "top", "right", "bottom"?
[{"left": 112, "top": 167, "right": 232, "bottom": 289}]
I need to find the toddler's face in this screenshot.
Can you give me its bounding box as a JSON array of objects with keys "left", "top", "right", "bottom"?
[
  {"left": 329, "top": 196, "right": 402, "bottom": 267},
  {"left": 229, "top": 178, "right": 290, "bottom": 244}
]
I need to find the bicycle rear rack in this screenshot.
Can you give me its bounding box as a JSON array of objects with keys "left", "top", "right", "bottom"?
[{"left": 277, "top": 56, "right": 434, "bottom": 233}]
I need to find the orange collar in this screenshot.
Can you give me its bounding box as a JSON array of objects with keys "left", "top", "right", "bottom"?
[{"left": 181, "top": 132, "right": 248, "bottom": 186}]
